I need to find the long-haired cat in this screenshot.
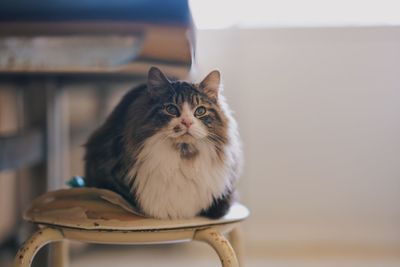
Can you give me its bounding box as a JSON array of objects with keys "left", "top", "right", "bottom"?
[{"left": 84, "top": 67, "right": 242, "bottom": 219}]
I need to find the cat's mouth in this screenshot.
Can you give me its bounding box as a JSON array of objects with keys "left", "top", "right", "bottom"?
[
  {"left": 170, "top": 124, "right": 205, "bottom": 141},
  {"left": 174, "top": 132, "right": 196, "bottom": 143},
  {"left": 176, "top": 127, "right": 194, "bottom": 137},
  {"left": 173, "top": 125, "right": 193, "bottom": 137}
]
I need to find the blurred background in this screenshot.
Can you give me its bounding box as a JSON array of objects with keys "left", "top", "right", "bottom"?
[{"left": 1, "top": 0, "right": 400, "bottom": 266}]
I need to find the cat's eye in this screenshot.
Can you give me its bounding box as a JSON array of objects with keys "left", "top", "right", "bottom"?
[
  {"left": 194, "top": 106, "right": 206, "bottom": 117},
  {"left": 165, "top": 104, "right": 180, "bottom": 116}
]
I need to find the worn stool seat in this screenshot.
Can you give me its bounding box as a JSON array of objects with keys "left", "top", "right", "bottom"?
[{"left": 15, "top": 188, "right": 249, "bottom": 267}]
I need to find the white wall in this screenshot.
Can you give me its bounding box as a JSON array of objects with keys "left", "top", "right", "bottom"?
[{"left": 195, "top": 27, "right": 400, "bottom": 250}]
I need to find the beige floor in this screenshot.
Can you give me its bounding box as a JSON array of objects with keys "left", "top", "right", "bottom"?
[{"left": 70, "top": 242, "right": 400, "bottom": 267}]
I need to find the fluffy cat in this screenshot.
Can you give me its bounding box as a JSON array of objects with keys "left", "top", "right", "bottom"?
[{"left": 84, "top": 67, "right": 242, "bottom": 219}]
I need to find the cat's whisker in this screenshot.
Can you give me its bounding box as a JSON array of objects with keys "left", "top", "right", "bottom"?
[{"left": 207, "top": 133, "right": 226, "bottom": 143}]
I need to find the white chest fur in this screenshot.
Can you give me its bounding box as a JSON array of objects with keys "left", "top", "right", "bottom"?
[{"left": 127, "top": 133, "right": 230, "bottom": 219}]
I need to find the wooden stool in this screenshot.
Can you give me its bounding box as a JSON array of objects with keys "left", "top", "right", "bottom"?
[{"left": 14, "top": 188, "right": 249, "bottom": 267}]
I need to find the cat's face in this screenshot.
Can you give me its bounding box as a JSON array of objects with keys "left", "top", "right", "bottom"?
[
  {"left": 146, "top": 67, "right": 228, "bottom": 157},
  {"left": 161, "top": 83, "right": 220, "bottom": 142}
]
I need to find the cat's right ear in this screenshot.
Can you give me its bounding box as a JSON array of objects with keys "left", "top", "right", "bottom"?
[{"left": 147, "top": 67, "right": 172, "bottom": 97}]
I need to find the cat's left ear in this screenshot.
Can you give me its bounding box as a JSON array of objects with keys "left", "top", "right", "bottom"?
[
  {"left": 199, "top": 70, "right": 221, "bottom": 101},
  {"left": 147, "top": 67, "right": 172, "bottom": 97}
]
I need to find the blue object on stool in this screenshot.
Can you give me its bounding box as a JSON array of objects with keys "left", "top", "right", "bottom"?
[{"left": 66, "top": 176, "right": 86, "bottom": 188}]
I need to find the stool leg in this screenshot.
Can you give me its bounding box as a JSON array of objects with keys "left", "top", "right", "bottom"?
[
  {"left": 14, "top": 227, "right": 64, "bottom": 267},
  {"left": 228, "top": 227, "right": 244, "bottom": 267},
  {"left": 194, "top": 228, "right": 239, "bottom": 267},
  {"left": 50, "top": 240, "right": 69, "bottom": 267}
]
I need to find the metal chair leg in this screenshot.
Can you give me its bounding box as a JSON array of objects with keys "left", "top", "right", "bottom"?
[
  {"left": 194, "top": 228, "right": 239, "bottom": 267},
  {"left": 14, "top": 227, "right": 64, "bottom": 267}
]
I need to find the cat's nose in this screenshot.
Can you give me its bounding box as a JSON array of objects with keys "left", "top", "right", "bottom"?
[{"left": 181, "top": 118, "right": 193, "bottom": 128}]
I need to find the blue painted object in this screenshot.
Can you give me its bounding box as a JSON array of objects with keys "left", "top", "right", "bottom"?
[
  {"left": 66, "top": 176, "right": 86, "bottom": 188},
  {"left": 0, "top": 0, "right": 191, "bottom": 25}
]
